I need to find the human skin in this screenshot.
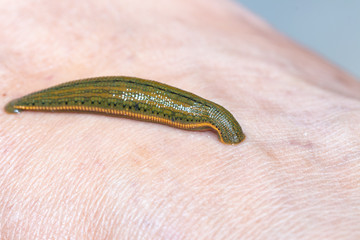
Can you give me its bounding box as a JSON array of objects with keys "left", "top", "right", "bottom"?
[{"left": 1, "top": 0, "right": 360, "bottom": 239}]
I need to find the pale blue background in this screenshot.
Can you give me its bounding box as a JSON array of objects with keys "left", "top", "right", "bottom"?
[{"left": 235, "top": 0, "right": 360, "bottom": 79}]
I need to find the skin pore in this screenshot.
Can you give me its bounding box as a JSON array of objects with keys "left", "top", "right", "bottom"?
[{"left": 1, "top": 0, "right": 360, "bottom": 239}]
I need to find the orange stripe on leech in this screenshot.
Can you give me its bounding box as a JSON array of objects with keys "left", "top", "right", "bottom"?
[{"left": 14, "top": 105, "right": 223, "bottom": 142}]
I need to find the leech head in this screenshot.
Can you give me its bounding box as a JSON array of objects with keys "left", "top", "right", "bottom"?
[{"left": 4, "top": 99, "right": 22, "bottom": 114}]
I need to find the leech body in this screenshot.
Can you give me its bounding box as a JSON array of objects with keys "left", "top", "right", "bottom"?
[{"left": 5, "top": 76, "right": 245, "bottom": 144}]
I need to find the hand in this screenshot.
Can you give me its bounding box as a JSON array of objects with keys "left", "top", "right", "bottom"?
[{"left": 1, "top": 0, "right": 359, "bottom": 238}]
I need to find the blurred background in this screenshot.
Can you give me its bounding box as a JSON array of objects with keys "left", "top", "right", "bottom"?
[{"left": 235, "top": 0, "right": 360, "bottom": 80}]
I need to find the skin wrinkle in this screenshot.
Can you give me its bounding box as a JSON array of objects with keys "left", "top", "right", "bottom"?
[{"left": 1, "top": 0, "right": 360, "bottom": 239}]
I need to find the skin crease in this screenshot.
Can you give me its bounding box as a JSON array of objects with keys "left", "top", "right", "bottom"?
[{"left": 0, "top": 0, "right": 359, "bottom": 239}]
